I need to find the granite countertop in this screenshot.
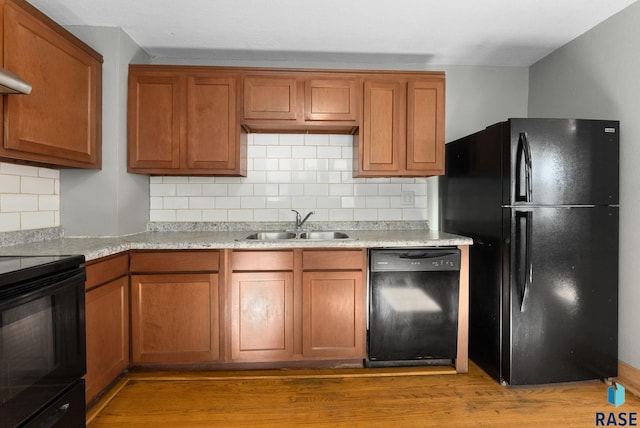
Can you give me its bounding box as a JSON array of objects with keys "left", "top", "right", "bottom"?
[{"left": 0, "top": 228, "right": 472, "bottom": 262}]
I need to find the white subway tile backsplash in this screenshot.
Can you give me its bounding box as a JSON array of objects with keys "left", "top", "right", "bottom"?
[
  {"left": 21, "top": 211, "right": 55, "bottom": 230},
  {"left": 148, "top": 134, "right": 429, "bottom": 223},
  {"left": 0, "top": 213, "right": 20, "bottom": 232},
  {"left": 176, "top": 210, "right": 202, "bottom": 222},
  {"left": 38, "top": 195, "right": 60, "bottom": 211},
  {"left": 202, "top": 210, "right": 227, "bottom": 221},
  {"left": 189, "top": 197, "right": 215, "bottom": 209},
  {"left": 0, "top": 174, "right": 20, "bottom": 193},
  {"left": 176, "top": 183, "right": 203, "bottom": 196},
  {"left": 163, "top": 197, "right": 189, "bottom": 209},
  {"left": 150, "top": 183, "right": 177, "bottom": 196},
  {"left": 241, "top": 197, "right": 266, "bottom": 209},
  {"left": 0, "top": 163, "right": 39, "bottom": 177},
  {"left": 150, "top": 209, "right": 176, "bottom": 222},
  {"left": 37, "top": 168, "right": 60, "bottom": 180},
  {"left": 2, "top": 194, "right": 39, "bottom": 212},
  {"left": 228, "top": 209, "right": 253, "bottom": 221},
  {"left": 0, "top": 163, "right": 61, "bottom": 232},
  {"left": 216, "top": 197, "right": 241, "bottom": 209}
]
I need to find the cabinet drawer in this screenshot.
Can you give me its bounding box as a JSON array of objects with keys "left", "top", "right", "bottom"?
[
  {"left": 232, "top": 250, "right": 294, "bottom": 271},
  {"left": 85, "top": 253, "right": 129, "bottom": 290},
  {"left": 302, "top": 250, "right": 365, "bottom": 270},
  {"left": 130, "top": 251, "right": 219, "bottom": 273}
]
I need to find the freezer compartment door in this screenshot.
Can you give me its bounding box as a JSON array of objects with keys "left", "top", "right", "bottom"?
[
  {"left": 503, "top": 206, "right": 618, "bottom": 385},
  {"left": 506, "top": 119, "right": 619, "bottom": 206}
]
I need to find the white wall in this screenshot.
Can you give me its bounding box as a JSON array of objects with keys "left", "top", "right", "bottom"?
[
  {"left": 59, "top": 27, "right": 150, "bottom": 236},
  {"left": 529, "top": 2, "right": 640, "bottom": 369}
]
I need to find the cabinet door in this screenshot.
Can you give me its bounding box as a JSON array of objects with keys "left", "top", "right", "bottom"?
[
  {"left": 85, "top": 276, "right": 129, "bottom": 403},
  {"left": 243, "top": 76, "right": 297, "bottom": 120},
  {"left": 304, "top": 78, "right": 359, "bottom": 122},
  {"left": 130, "top": 273, "right": 220, "bottom": 363},
  {"left": 230, "top": 271, "right": 294, "bottom": 361},
  {"left": 127, "top": 73, "right": 182, "bottom": 171},
  {"left": 406, "top": 79, "right": 445, "bottom": 175},
  {"left": 2, "top": 1, "right": 102, "bottom": 168},
  {"left": 186, "top": 75, "right": 244, "bottom": 174},
  {"left": 302, "top": 271, "right": 365, "bottom": 359},
  {"left": 359, "top": 79, "right": 404, "bottom": 176}
]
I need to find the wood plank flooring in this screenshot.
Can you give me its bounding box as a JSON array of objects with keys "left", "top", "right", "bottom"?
[{"left": 87, "top": 362, "right": 640, "bottom": 427}]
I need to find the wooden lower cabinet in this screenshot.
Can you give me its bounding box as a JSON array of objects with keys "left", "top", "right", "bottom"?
[
  {"left": 229, "top": 249, "right": 367, "bottom": 363},
  {"left": 302, "top": 270, "right": 365, "bottom": 359},
  {"left": 230, "top": 271, "right": 294, "bottom": 361},
  {"left": 130, "top": 273, "right": 220, "bottom": 363},
  {"left": 84, "top": 254, "right": 129, "bottom": 404},
  {"left": 302, "top": 250, "right": 367, "bottom": 360},
  {"left": 129, "top": 250, "right": 221, "bottom": 364}
]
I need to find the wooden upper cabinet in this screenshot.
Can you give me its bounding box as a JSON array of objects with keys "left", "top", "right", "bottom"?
[
  {"left": 186, "top": 75, "right": 242, "bottom": 172},
  {"left": 243, "top": 76, "right": 297, "bottom": 120},
  {"left": 0, "top": 0, "right": 102, "bottom": 168},
  {"left": 357, "top": 73, "right": 445, "bottom": 177},
  {"left": 127, "top": 65, "right": 246, "bottom": 176},
  {"left": 304, "top": 78, "right": 359, "bottom": 122},
  {"left": 406, "top": 79, "right": 445, "bottom": 175},
  {"left": 241, "top": 72, "right": 360, "bottom": 133},
  {"left": 359, "top": 80, "right": 403, "bottom": 174},
  {"left": 128, "top": 73, "right": 182, "bottom": 171}
]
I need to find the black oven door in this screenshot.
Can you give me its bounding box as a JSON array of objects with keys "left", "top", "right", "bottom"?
[{"left": 0, "top": 268, "right": 86, "bottom": 427}]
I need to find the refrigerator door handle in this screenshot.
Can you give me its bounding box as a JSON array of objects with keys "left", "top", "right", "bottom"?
[
  {"left": 515, "top": 210, "right": 533, "bottom": 312},
  {"left": 515, "top": 132, "right": 533, "bottom": 202}
]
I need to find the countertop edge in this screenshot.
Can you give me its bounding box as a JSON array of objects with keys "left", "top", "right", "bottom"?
[{"left": 0, "top": 230, "right": 473, "bottom": 262}]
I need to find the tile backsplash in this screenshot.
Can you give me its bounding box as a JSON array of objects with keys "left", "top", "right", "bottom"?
[
  {"left": 0, "top": 162, "right": 60, "bottom": 232},
  {"left": 149, "top": 134, "right": 429, "bottom": 223}
]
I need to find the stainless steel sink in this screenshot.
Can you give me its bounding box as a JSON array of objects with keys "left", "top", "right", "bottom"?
[
  {"left": 241, "top": 231, "right": 352, "bottom": 240},
  {"left": 298, "top": 231, "right": 351, "bottom": 240},
  {"left": 243, "top": 232, "right": 297, "bottom": 240}
]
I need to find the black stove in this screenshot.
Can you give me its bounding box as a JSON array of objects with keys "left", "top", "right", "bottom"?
[{"left": 0, "top": 254, "right": 87, "bottom": 427}]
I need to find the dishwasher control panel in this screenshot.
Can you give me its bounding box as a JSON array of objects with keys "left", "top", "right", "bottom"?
[{"left": 369, "top": 248, "right": 461, "bottom": 272}]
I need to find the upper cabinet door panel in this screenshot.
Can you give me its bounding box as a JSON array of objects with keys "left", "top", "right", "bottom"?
[
  {"left": 128, "top": 74, "right": 181, "bottom": 170},
  {"left": 243, "top": 76, "right": 297, "bottom": 120},
  {"left": 361, "top": 80, "right": 403, "bottom": 173},
  {"left": 304, "top": 78, "right": 359, "bottom": 122},
  {"left": 406, "top": 79, "right": 445, "bottom": 174},
  {"left": 186, "top": 75, "right": 239, "bottom": 171},
  {"left": 2, "top": 2, "right": 102, "bottom": 168}
]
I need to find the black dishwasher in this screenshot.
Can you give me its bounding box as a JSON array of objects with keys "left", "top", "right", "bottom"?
[{"left": 367, "top": 248, "right": 461, "bottom": 367}]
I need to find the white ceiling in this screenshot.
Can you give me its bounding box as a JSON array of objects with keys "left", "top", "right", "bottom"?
[{"left": 28, "top": 0, "right": 638, "bottom": 67}]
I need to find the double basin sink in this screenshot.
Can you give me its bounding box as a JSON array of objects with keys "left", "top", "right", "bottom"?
[{"left": 243, "top": 231, "right": 352, "bottom": 241}]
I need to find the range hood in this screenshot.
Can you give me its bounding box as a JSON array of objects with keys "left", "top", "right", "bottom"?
[{"left": 0, "top": 66, "right": 32, "bottom": 94}]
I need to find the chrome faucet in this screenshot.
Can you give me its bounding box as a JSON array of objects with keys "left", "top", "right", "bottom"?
[{"left": 291, "top": 209, "right": 315, "bottom": 231}]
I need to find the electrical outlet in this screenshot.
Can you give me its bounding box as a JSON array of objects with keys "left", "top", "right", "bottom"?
[{"left": 401, "top": 190, "right": 415, "bottom": 206}]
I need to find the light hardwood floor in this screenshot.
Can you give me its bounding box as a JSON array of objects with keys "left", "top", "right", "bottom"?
[{"left": 87, "top": 362, "right": 639, "bottom": 427}]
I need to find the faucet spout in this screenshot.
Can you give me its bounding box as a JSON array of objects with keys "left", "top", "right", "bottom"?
[{"left": 291, "top": 209, "right": 315, "bottom": 230}]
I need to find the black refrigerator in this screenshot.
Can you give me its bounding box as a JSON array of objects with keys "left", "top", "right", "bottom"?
[{"left": 440, "top": 118, "right": 619, "bottom": 385}]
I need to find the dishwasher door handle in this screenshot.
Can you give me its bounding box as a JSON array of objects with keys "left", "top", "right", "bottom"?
[{"left": 398, "top": 251, "right": 456, "bottom": 260}]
